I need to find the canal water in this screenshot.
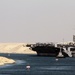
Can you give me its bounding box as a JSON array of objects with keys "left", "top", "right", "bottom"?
[{"left": 0, "top": 53, "right": 75, "bottom": 75}]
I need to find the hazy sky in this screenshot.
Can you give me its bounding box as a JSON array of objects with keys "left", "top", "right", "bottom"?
[{"left": 0, "top": 0, "right": 75, "bottom": 43}]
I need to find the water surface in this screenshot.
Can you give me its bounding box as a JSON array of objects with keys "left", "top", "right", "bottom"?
[{"left": 0, "top": 53, "right": 74, "bottom": 75}]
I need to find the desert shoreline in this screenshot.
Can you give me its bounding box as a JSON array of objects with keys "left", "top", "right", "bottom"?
[
  {"left": 0, "top": 43, "right": 36, "bottom": 54},
  {"left": 0, "top": 43, "right": 36, "bottom": 66}
]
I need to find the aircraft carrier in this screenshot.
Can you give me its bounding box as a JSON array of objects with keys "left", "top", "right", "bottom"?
[{"left": 26, "top": 43, "right": 68, "bottom": 57}]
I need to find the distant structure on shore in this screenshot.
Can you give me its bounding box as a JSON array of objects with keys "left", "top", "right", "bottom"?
[{"left": 73, "top": 35, "right": 75, "bottom": 42}]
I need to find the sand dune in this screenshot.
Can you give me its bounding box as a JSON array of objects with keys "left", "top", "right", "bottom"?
[{"left": 0, "top": 43, "right": 36, "bottom": 54}]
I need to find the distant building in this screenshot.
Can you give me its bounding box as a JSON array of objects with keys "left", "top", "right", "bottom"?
[{"left": 73, "top": 35, "right": 75, "bottom": 42}]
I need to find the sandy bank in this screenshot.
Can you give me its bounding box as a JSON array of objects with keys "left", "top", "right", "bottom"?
[
  {"left": 0, "top": 56, "right": 15, "bottom": 65},
  {"left": 0, "top": 43, "right": 36, "bottom": 54}
]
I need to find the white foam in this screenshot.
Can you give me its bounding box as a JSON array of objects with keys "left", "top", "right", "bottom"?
[{"left": 15, "top": 60, "right": 26, "bottom": 65}]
